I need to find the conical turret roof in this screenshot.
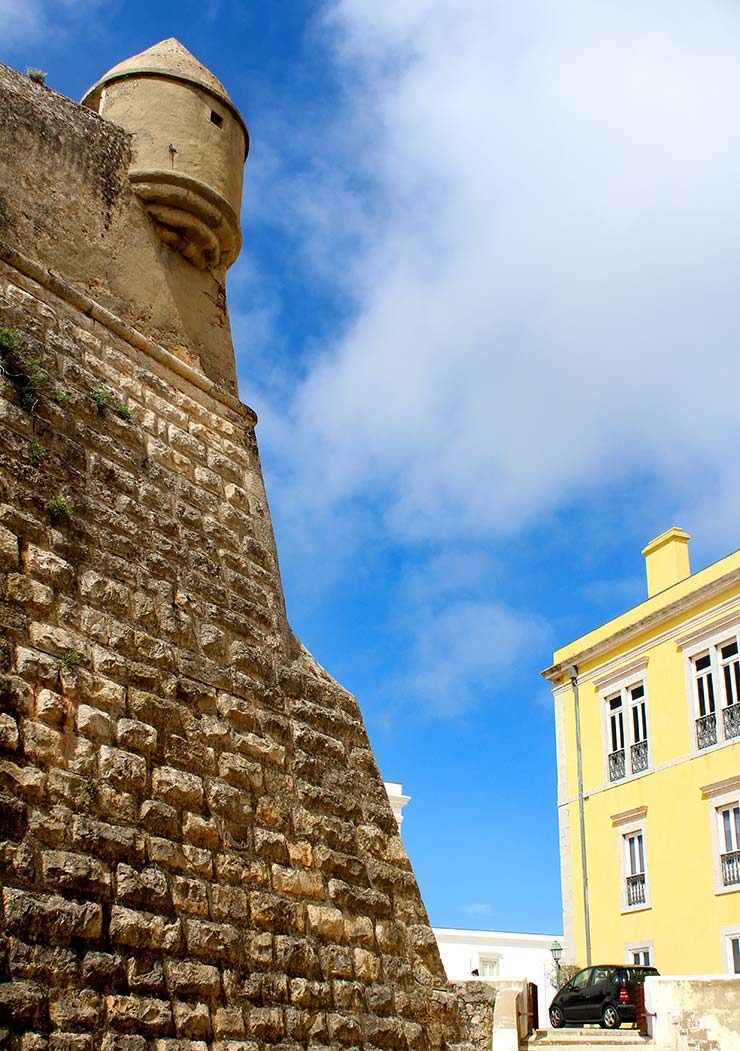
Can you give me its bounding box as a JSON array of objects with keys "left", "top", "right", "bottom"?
[{"left": 81, "top": 38, "right": 246, "bottom": 140}]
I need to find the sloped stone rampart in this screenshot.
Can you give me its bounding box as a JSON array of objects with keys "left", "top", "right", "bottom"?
[{"left": 0, "top": 60, "right": 470, "bottom": 1051}]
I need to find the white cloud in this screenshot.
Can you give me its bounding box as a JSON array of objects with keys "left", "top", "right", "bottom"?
[
  {"left": 463, "top": 902, "right": 492, "bottom": 916},
  {"left": 250, "top": 0, "right": 740, "bottom": 555}
]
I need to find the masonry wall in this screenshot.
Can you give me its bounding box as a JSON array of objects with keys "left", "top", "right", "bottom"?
[{"left": 0, "top": 64, "right": 469, "bottom": 1051}]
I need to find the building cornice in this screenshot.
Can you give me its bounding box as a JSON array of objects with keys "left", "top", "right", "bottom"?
[{"left": 542, "top": 562, "right": 740, "bottom": 683}]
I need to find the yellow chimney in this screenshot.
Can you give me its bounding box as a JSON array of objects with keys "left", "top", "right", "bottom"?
[{"left": 642, "top": 527, "right": 691, "bottom": 597}]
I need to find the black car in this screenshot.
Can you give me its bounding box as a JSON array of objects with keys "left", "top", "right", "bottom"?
[{"left": 549, "top": 964, "right": 659, "bottom": 1029}]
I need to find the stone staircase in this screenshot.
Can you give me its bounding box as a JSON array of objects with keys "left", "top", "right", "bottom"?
[{"left": 525, "top": 1028, "right": 670, "bottom": 1051}]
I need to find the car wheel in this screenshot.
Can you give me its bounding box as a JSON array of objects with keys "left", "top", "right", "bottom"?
[
  {"left": 601, "top": 1004, "right": 621, "bottom": 1029},
  {"left": 549, "top": 1005, "right": 565, "bottom": 1029}
]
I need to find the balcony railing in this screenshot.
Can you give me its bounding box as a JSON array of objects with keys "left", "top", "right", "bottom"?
[
  {"left": 608, "top": 748, "right": 625, "bottom": 782},
  {"left": 626, "top": 873, "right": 646, "bottom": 906},
  {"left": 696, "top": 712, "right": 717, "bottom": 750},
  {"left": 631, "top": 740, "right": 648, "bottom": 773},
  {"left": 723, "top": 703, "right": 740, "bottom": 741},
  {"left": 721, "top": 850, "right": 740, "bottom": 887}
]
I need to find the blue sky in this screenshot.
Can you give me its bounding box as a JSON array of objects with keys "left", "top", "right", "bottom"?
[{"left": 4, "top": 0, "right": 740, "bottom": 935}]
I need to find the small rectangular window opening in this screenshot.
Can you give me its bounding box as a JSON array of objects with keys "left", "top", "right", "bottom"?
[{"left": 210, "top": 110, "right": 224, "bottom": 128}]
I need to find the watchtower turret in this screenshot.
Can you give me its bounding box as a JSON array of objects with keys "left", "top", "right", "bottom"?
[{"left": 82, "top": 38, "right": 248, "bottom": 270}]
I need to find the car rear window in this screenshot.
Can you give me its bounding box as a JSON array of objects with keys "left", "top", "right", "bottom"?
[{"left": 625, "top": 968, "right": 659, "bottom": 982}]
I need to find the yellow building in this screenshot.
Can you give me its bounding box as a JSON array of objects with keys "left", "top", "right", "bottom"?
[{"left": 543, "top": 528, "right": 740, "bottom": 976}]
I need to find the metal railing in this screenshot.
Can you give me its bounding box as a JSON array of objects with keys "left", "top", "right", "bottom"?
[
  {"left": 723, "top": 702, "right": 740, "bottom": 741},
  {"left": 631, "top": 740, "right": 648, "bottom": 773},
  {"left": 696, "top": 712, "right": 717, "bottom": 750},
  {"left": 721, "top": 850, "right": 740, "bottom": 887},
  {"left": 608, "top": 748, "right": 625, "bottom": 782},
  {"left": 626, "top": 873, "right": 646, "bottom": 906}
]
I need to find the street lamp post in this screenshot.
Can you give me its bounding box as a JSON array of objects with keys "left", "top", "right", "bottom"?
[{"left": 550, "top": 940, "right": 563, "bottom": 988}]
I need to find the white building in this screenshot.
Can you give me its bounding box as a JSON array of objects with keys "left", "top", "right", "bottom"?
[
  {"left": 434, "top": 927, "right": 560, "bottom": 1022},
  {"left": 384, "top": 780, "right": 562, "bottom": 1024}
]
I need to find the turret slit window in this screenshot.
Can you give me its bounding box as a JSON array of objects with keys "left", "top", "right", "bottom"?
[
  {"left": 210, "top": 110, "right": 223, "bottom": 128},
  {"left": 689, "top": 631, "right": 740, "bottom": 750},
  {"left": 603, "top": 677, "right": 649, "bottom": 783}
]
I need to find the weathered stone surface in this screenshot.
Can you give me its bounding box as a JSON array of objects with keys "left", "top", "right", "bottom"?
[{"left": 0, "top": 54, "right": 468, "bottom": 1051}]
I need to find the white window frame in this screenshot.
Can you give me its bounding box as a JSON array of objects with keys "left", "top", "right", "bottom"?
[
  {"left": 701, "top": 776, "right": 740, "bottom": 897},
  {"left": 616, "top": 815, "right": 650, "bottom": 914},
  {"left": 597, "top": 666, "right": 651, "bottom": 786},
  {"left": 477, "top": 953, "right": 500, "bottom": 978},
  {"left": 681, "top": 622, "right": 740, "bottom": 755},
  {"left": 721, "top": 926, "right": 740, "bottom": 974},
  {"left": 625, "top": 941, "right": 654, "bottom": 966}
]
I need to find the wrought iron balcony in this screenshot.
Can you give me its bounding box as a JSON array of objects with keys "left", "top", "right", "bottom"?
[
  {"left": 721, "top": 850, "right": 740, "bottom": 887},
  {"left": 631, "top": 740, "right": 648, "bottom": 773},
  {"left": 608, "top": 748, "right": 625, "bottom": 782},
  {"left": 696, "top": 712, "right": 717, "bottom": 750},
  {"left": 626, "top": 873, "right": 646, "bottom": 906},
  {"left": 723, "top": 702, "right": 740, "bottom": 741}
]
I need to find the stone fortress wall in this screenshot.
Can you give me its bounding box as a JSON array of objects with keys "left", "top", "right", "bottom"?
[{"left": 0, "top": 53, "right": 473, "bottom": 1051}]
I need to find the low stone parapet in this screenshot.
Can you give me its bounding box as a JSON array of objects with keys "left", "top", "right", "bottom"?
[{"left": 645, "top": 975, "right": 740, "bottom": 1051}]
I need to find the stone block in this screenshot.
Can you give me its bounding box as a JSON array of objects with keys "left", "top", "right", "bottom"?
[
  {"left": 22, "top": 718, "right": 62, "bottom": 761},
  {"left": 3, "top": 887, "right": 102, "bottom": 943},
  {"left": 163, "top": 960, "right": 221, "bottom": 999},
  {"left": 353, "top": 948, "right": 381, "bottom": 982},
  {"left": 100, "top": 1037, "right": 148, "bottom": 1051},
  {"left": 254, "top": 828, "right": 288, "bottom": 864},
  {"left": 218, "top": 752, "right": 262, "bottom": 792},
  {"left": 344, "top": 914, "right": 374, "bottom": 948},
  {"left": 73, "top": 815, "right": 144, "bottom": 864},
  {"left": 172, "top": 876, "right": 209, "bottom": 916},
  {"left": 49, "top": 989, "right": 101, "bottom": 1030},
  {"left": 116, "top": 863, "right": 170, "bottom": 909},
  {"left": 212, "top": 1007, "right": 245, "bottom": 1038},
  {"left": 77, "top": 704, "right": 113, "bottom": 740},
  {"left": 117, "top": 717, "right": 157, "bottom": 754},
  {"left": 7, "top": 942, "right": 77, "bottom": 984},
  {"left": 109, "top": 906, "right": 181, "bottom": 953},
  {"left": 0, "top": 758, "right": 46, "bottom": 802},
  {"left": 48, "top": 1034, "right": 94, "bottom": 1051},
  {"left": 246, "top": 1007, "right": 284, "bottom": 1042},
  {"left": 139, "top": 799, "right": 179, "bottom": 838},
  {"left": 0, "top": 714, "right": 18, "bottom": 752},
  {"left": 332, "top": 981, "right": 365, "bottom": 1012},
  {"left": 184, "top": 918, "right": 242, "bottom": 962},
  {"left": 25, "top": 545, "right": 73, "bottom": 586},
  {"left": 306, "top": 904, "right": 345, "bottom": 942},
  {"left": 289, "top": 979, "right": 332, "bottom": 1009},
  {"left": 275, "top": 936, "right": 322, "bottom": 979},
  {"left": 99, "top": 745, "right": 148, "bottom": 792},
  {"left": 173, "top": 1001, "right": 211, "bottom": 1039},
  {"left": 152, "top": 766, "right": 204, "bottom": 809},
  {"left": 82, "top": 952, "right": 126, "bottom": 990},
  {"left": 41, "top": 849, "right": 111, "bottom": 896},
  {"left": 327, "top": 1013, "right": 362, "bottom": 1045},
  {"left": 105, "top": 995, "right": 173, "bottom": 1035},
  {"left": 148, "top": 837, "right": 213, "bottom": 878},
  {"left": 272, "top": 865, "right": 324, "bottom": 901},
  {"left": 126, "top": 958, "right": 165, "bottom": 995},
  {"left": 0, "top": 523, "right": 18, "bottom": 567},
  {"left": 182, "top": 813, "right": 220, "bottom": 850},
  {"left": 209, "top": 883, "right": 247, "bottom": 923},
  {"left": 0, "top": 980, "right": 45, "bottom": 1026}
]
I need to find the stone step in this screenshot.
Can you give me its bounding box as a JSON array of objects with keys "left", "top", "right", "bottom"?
[{"left": 526, "top": 1030, "right": 668, "bottom": 1049}]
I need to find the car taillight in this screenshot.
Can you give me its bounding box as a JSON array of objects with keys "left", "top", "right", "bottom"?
[{"left": 619, "top": 988, "right": 630, "bottom": 1004}]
